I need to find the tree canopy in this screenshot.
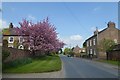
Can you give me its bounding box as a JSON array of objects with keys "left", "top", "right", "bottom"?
[
  {"left": 98, "top": 39, "right": 116, "bottom": 52},
  {"left": 15, "top": 18, "right": 65, "bottom": 55}
]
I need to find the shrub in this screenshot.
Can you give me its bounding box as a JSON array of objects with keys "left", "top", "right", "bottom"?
[
  {"left": 3, "top": 40, "right": 8, "bottom": 47},
  {"left": 3, "top": 58, "right": 32, "bottom": 69},
  {"left": 2, "top": 50, "right": 10, "bottom": 61}
]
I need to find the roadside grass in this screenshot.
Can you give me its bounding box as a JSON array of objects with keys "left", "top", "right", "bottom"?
[
  {"left": 3, "top": 55, "right": 62, "bottom": 73},
  {"left": 97, "top": 59, "right": 119, "bottom": 66}
]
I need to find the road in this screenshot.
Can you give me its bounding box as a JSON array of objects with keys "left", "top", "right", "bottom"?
[
  {"left": 60, "top": 54, "right": 118, "bottom": 78},
  {"left": 3, "top": 54, "right": 118, "bottom": 78}
]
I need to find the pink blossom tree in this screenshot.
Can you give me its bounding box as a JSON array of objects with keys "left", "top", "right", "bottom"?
[{"left": 15, "top": 18, "right": 65, "bottom": 56}]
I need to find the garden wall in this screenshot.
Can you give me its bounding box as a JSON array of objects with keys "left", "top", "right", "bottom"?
[
  {"left": 107, "top": 44, "right": 120, "bottom": 61},
  {"left": 107, "top": 50, "right": 120, "bottom": 61},
  {"left": 2, "top": 47, "right": 31, "bottom": 62}
]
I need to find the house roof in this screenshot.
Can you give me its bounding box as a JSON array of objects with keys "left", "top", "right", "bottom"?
[
  {"left": 2, "top": 28, "right": 10, "bottom": 35},
  {"left": 2, "top": 24, "right": 29, "bottom": 36},
  {"left": 73, "top": 45, "right": 80, "bottom": 51},
  {"left": 85, "top": 28, "right": 107, "bottom": 41}
]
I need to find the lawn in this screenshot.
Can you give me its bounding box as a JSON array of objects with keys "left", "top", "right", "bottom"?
[
  {"left": 3, "top": 55, "right": 62, "bottom": 73},
  {"left": 97, "top": 59, "right": 119, "bottom": 66}
]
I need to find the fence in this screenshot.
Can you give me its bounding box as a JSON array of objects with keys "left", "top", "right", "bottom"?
[{"left": 107, "top": 44, "right": 120, "bottom": 61}]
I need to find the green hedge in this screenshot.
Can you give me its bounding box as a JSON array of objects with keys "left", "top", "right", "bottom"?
[
  {"left": 2, "top": 50, "right": 10, "bottom": 61},
  {"left": 3, "top": 58, "right": 32, "bottom": 69}
]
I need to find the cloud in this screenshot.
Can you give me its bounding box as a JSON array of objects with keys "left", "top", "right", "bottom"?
[
  {"left": 70, "top": 35, "right": 82, "bottom": 41},
  {"left": 93, "top": 7, "right": 101, "bottom": 12},
  {"left": 27, "top": 15, "right": 36, "bottom": 20},
  {"left": 0, "top": 19, "right": 9, "bottom": 29},
  {"left": 59, "top": 34, "right": 84, "bottom": 48}
]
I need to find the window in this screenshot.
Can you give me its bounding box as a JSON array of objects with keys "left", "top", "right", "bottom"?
[
  {"left": 8, "top": 44, "right": 13, "bottom": 48},
  {"left": 94, "top": 49, "right": 96, "bottom": 55},
  {"left": 93, "top": 39, "right": 96, "bottom": 45},
  {"left": 8, "top": 36, "right": 14, "bottom": 43},
  {"left": 90, "top": 49, "right": 92, "bottom": 54},
  {"left": 90, "top": 40, "right": 92, "bottom": 46},
  {"left": 87, "top": 41, "right": 89, "bottom": 47},
  {"left": 82, "top": 50, "right": 85, "bottom": 52},
  {"left": 87, "top": 49, "right": 89, "bottom": 54},
  {"left": 79, "top": 50, "right": 81, "bottom": 53},
  {"left": 19, "top": 36, "right": 23, "bottom": 43},
  {"left": 114, "top": 39, "right": 117, "bottom": 44},
  {"left": 18, "top": 45, "right": 24, "bottom": 49}
]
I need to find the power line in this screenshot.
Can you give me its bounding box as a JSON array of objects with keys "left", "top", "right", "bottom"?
[{"left": 63, "top": 2, "right": 88, "bottom": 32}]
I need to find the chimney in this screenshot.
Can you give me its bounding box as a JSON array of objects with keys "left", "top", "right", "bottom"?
[
  {"left": 107, "top": 21, "right": 115, "bottom": 28},
  {"left": 9, "top": 23, "right": 14, "bottom": 35},
  {"left": 94, "top": 27, "right": 99, "bottom": 35},
  {"left": 9, "top": 23, "right": 13, "bottom": 29}
]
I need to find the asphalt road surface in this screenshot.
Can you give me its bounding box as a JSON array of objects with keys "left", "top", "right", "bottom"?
[{"left": 60, "top": 54, "right": 118, "bottom": 78}]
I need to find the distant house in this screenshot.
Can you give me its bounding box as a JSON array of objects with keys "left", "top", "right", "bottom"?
[
  {"left": 84, "top": 21, "right": 120, "bottom": 59},
  {"left": 73, "top": 45, "right": 86, "bottom": 57},
  {"left": 0, "top": 29, "right": 2, "bottom": 46},
  {"left": 0, "top": 39, "right": 2, "bottom": 46},
  {"left": 2, "top": 23, "right": 29, "bottom": 50}
]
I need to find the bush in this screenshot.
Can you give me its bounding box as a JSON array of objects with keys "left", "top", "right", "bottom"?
[
  {"left": 3, "top": 40, "right": 8, "bottom": 47},
  {"left": 2, "top": 50, "right": 10, "bottom": 61},
  {"left": 82, "top": 55, "right": 88, "bottom": 58},
  {"left": 3, "top": 58, "right": 32, "bottom": 69}
]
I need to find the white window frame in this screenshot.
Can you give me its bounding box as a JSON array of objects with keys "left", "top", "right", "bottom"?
[
  {"left": 90, "top": 49, "right": 92, "bottom": 54},
  {"left": 79, "top": 50, "right": 81, "bottom": 53},
  {"left": 114, "top": 39, "right": 117, "bottom": 44},
  {"left": 18, "top": 45, "right": 24, "bottom": 49},
  {"left": 90, "top": 40, "right": 92, "bottom": 46},
  {"left": 94, "top": 49, "right": 96, "bottom": 55},
  {"left": 8, "top": 44, "right": 13, "bottom": 48},
  {"left": 19, "top": 36, "right": 23, "bottom": 43},
  {"left": 82, "top": 50, "right": 85, "bottom": 52},
  {"left": 8, "top": 36, "right": 14, "bottom": 43},
  {"left": 87, "top": 41, "right": 89, "bottom": 47},
  {"left": 93, "top": 38, "right": 96, "bottom": 45}
]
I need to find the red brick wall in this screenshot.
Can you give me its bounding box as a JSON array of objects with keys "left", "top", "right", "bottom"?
[{"left": 2, "top": 47, "right": 31, "bottom": 62}]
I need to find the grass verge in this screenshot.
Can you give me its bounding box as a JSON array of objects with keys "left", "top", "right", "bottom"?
[
  {"left": 3, "top": 55, "right": 62, "bottom": 73},
  {"left": 97, "top": 59, "right": 118, "bottom": 66}
]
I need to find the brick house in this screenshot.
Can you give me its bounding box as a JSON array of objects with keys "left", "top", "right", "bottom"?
[
  {"left": 2, "top": 23, "right": 30, "bottom": 50},
  {"left": 84, "top": 21, "right": 120, "bottom": 59},
  {"left": 73, "top": 45, "right": 86, "bottom": 57}
]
